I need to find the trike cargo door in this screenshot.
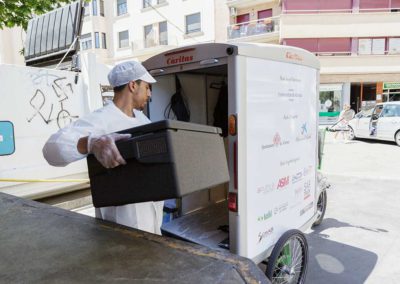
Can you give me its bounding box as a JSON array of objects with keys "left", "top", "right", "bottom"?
[{"left": 243, "top": 57, "right": 318, "bottom": 260}]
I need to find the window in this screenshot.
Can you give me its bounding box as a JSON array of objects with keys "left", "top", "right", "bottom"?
[
  {"left": 358, "top": 38, "right": 385, "bottom": 55},
  {"left": 284, "top": 39, "right": 318, "bottom": 53},
  {"left": 118, "top": 30, "right": 129, "bottom": 48},
  {"left": 185, "top": 13, "right": 201, "bottom": 34},
  {"left": 100, "top": 0, "right": 105, "bottom": 16},
  {"left": 144, "top": 24, "right": 154, "bottom": 48},
  {"left": 95, "top": 32, "right": 100, "bottom": 48},
  {"left": 92, "top": 0, "right": 98, "bottom": 16},
  {"left": 102, "top": 33, "right": 107, "bottom": 49},
  {"left": 143, "top": 0, "right": 166, "bottom": 8},
  {"left": 143, "top": 0, "right": 150, "bottom": 8},
  {"left": 283, "top": 0, "right": 352, "bottom": 13},
  {"left": 284, "top": 38, "right": 351, "bottom": 54},
  {"left": 80, "top": 33, "right": 92, "bottom": 50},
  {"left": 236, "top": 14, "right": 249, "bottom": 24},
  {"left": 360, "top": 0, "right": 390, "bottom": 11},
  {"left": 117, "top": 0, "right": 127, "bottom": 16},
  {"left": 318, "top": 38, "right": 351, "bottom": 53},
  {"left": 258, "top": 9, "right": 272, "bottom": 19},
  {"left": 159, "top": 21, "right": 168, "bottom": 45},
  {"left": 84, "top": 1, "right": 90, "bottom": 16},
  {"left": 388, "top": 38, "right": 400, "bottom": 54},
  {"left": 381, "top": 105, "right": 400, "bottom": 117}
]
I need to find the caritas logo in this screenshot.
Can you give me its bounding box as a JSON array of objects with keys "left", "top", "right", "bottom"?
[{"left": 166, "top": 55, "right": 194, "bottom": 65}]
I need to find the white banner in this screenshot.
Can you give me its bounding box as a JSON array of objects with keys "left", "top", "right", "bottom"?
[{"left": 245, "top": 57, "right": 318, "bottom": 259}]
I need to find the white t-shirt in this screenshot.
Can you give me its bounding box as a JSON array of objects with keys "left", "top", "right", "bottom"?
[{"left": 43, "top": 102, "right": 164, "bottom": 234}]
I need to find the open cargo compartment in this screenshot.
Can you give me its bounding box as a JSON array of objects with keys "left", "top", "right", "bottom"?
[{"left": 143, "top": 43, "right": 320, "bottom": 264}]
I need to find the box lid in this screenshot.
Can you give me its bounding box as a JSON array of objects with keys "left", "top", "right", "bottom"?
[{"left": 117, "top": 120, "right": 222, "bottom": 137}]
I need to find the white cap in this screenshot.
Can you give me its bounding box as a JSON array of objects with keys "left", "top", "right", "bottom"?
[{"left": 108, "top": 61, "right": 156, "bottom": 87}]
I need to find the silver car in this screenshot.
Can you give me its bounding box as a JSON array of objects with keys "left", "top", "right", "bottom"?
[{"left": 348, "top": 102, "right": 400, "bottom": 146}]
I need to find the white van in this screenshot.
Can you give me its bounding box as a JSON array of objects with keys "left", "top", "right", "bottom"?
[
  {"left": 348, "top": 102, "right": 400, "bottom": 146},
  {"left": 143, "top": 43, "right": 321, "bottom": 282}
]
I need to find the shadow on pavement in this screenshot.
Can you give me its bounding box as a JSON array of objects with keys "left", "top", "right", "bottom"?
[
  {"left": 306, "top": 218, "right": 379, "bottom": 284},
  {"left": 354, "top": 138, "right": 397, "bottom": 146}
]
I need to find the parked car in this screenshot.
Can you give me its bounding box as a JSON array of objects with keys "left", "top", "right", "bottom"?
[{"left": 348, "top": 102, "right": 400, "bottom": 146}]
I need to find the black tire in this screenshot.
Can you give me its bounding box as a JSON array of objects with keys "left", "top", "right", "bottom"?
[
  {"left": 348, "top": 126, "right": 356, "bottom": 140},
  {"left": 312, "top": 189, "right": 327, "bottom": 227},
  {"left": 266, "top": 229, "right": 308, "bottom": 284},
  {"left": 395, "top": 131, "right": 400, "bottom": 147}
]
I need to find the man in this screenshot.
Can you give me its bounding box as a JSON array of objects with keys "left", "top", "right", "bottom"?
[{"left": 43, "top": 61, "right": 164, "bottom": 235}]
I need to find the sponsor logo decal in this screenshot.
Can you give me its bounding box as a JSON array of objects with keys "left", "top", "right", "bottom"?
[
  {"left": 292, "top": 171, "right": 303, "bottom": 184},
  {"left": 257, "top": 183, "right": 275, "bottom": 195},
  {"left": 274, "top": 202, "right": 289, "bottom": 215},
  {"left": 277, "top": 176, "right": 290, "bottom": 189},
  {"left": 261, "top": 132, "right": 290, "bottom": 150},
  {"left": 296, "top": 123, "right": 312, "bottom": 141},
  {"left": 280, "top": 157, "right": 300, "bottom": 167},
  {"left": 273, "top": 132, "right": 281, "bottom": 146},
  {"left": 285, "top": 52, "right": 303, "bottom": 62},
  {"left": 258, "top": 227, "right": 274, "bottom": 243},
  {"left": 303, "top": 180, "right": 311, "bottom": 200},
  {"left": 257, "top": 210, "right": 273, "bottom": 222},
  {"left": 300, "top": 201, "right": 313, "bottom": 216},
  {"left": 303, "top": 165, "right": 313, "bottom": 176},
  {"left": 283, "top": 114, "right": 299, "bottom": 120},
  {"left": 166, "top": 55, "right": 194, "bottom": 65},
  {"left": 294, "top": 187, "right": 303, "bottom": 199}
]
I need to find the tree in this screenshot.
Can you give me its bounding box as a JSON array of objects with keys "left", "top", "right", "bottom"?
[{"left": 0, "top": 0, "right": 76, "bottom": 30}]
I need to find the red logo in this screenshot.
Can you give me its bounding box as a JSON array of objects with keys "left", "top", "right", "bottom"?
[
  {"left": 286, "top": 52, "right": 303, "bottom": 62},
  {"left": 273, "top": 133, "right": 281, "bottom": 145},
  {"left": 166, "top": 55, "right": 194, "bottom": 65},
  {"left": 277, "top": 176, "right": 290, "bottom": 189}
]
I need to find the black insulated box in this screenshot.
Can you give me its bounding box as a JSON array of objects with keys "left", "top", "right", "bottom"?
[{"left": 87, "top": 120, "right": 230, "bottom": 208}]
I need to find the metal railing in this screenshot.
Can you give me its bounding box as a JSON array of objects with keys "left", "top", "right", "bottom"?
[
  {"left": 227, "top": 16, "right": 280, "bottom": 40},
  {"left": 282, "top": 7, "right": 400, "bottom": 14}
]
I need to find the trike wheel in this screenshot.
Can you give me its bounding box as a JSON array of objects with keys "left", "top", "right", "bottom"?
[
  {"left": 266, "top": 229, "right": 308, "bottom": 284},
  {"left": 312, "top": 189, "right": 327, "bottom": 227}
]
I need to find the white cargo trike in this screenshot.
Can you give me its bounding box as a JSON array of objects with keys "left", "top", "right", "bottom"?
[{"left": 143, "top": 43, "right": 325, "bottom": 283}]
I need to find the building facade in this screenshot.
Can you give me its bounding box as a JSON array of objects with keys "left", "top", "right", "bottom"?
[{"left": 80, "top": 0, "right": 228, "bottom": 63}]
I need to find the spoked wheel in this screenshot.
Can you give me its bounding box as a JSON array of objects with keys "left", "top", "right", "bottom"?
[
  {"left": 312, "top": 189, "right": 327, "bottom": 227},
  {"left": 266, "top": 230, "right": 308, "bottom": 284}
]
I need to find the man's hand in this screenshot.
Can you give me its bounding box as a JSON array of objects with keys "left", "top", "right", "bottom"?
[{"left": 88, "top": 133, "right": 131, "bottom": 168}]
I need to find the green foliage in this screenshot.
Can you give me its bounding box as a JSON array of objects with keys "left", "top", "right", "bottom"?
[{"left": 0, "top": 0, "right": 76, "bottom": 30}]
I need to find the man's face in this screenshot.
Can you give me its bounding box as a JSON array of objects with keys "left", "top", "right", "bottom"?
[{"left": 133, "top": 81, "right": 152, "bottom": 110}]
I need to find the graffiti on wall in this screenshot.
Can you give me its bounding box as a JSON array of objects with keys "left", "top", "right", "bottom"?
[{"left": 27, "top": 70, "right": 79, "bottom": 129}]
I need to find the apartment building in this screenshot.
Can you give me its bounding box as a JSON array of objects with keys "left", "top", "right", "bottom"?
[
  {"left": 80, "top": 0, "right": 228, "bottom": 63},
  {"left": 227, "top": 0, "right": 400, "bottom": 122},
  {"left": 0, "top": 26, "right": 25, "bottom": 65}
]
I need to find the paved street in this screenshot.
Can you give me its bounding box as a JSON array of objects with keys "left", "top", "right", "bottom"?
[{"left": 306, "top": 131, "right": 400, "bottom": 284}]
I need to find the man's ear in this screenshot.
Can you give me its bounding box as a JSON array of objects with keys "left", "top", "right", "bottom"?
[{"left": 128, "top": 81, "right": 137, "bottom": 93}]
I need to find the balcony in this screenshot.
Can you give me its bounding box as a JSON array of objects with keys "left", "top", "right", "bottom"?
[
  {"left": 280, "top": 12, "right": 400, "bottom": 38},
  {"left": 226, "top": 0, "right": 279, "bottom": 9},
  {"left": 227, "top": 16, "right": 280, "bottom": 42},
  {"left": 316, "top": 53, "right": 400, "bottom": 83}
]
